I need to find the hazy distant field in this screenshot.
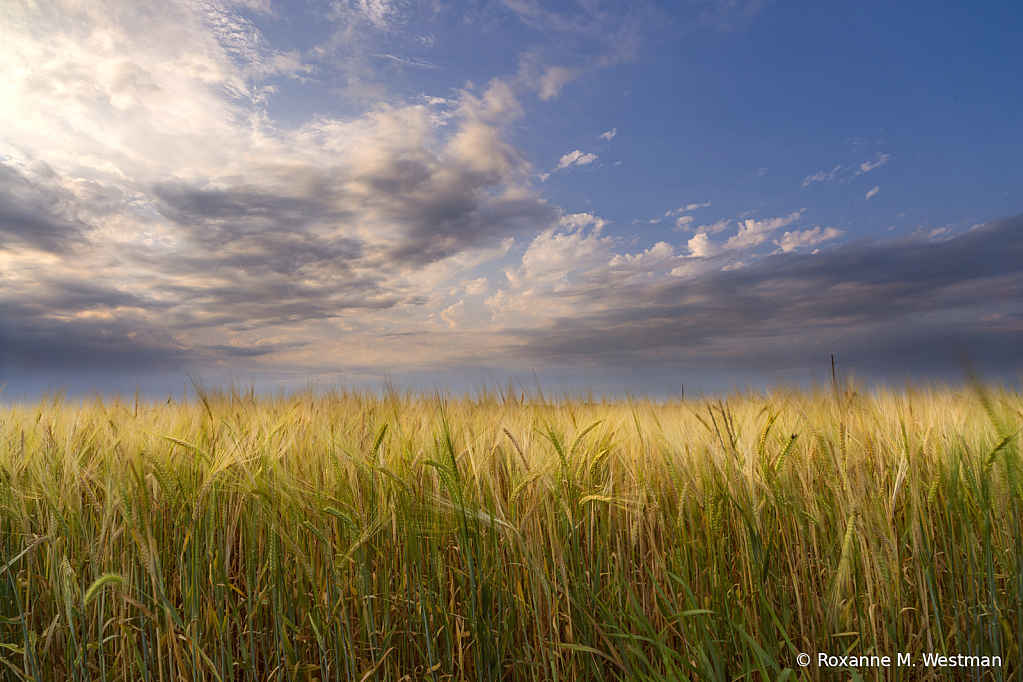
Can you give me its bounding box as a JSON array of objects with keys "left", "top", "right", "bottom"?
[{"left": 0, "top": 382, "right": 1019, "bottom": 681}]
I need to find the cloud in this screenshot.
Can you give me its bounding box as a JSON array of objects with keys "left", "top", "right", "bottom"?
[
  {"left": 774, "top": 226, "right": 844, "bottom": 253},
  {"left": 723, "top": 211, "right": 803, "bottom": 250},
  {"left": 5, "top": 0, "right": 1014, "bottom": 390},
  {"left": 666, "top": 202, "right": 711, "bottom": 216},
  {"left": 0, "top": 282, "right": 187, "bottom": 374},
  {"left": 541, "top": 148, "right": 600, "bottom": 180},
  {"left": 501, "top": 0, "right": 586, "bottom": 32},
  {"left": 206, "top": 341, "right": 303, "bottom": 358},
  {"left": 803, "top": 165, "right": 841, "bottom": 187},
  {"left": 499, "top": 4, "right": 646, "bottom": 104},
  {"left": 537, "top": 65, "right": 582, "bottom": 100},
  {"left": 859, "top": 153, "right": 891, "bottom": 173},
  {"left": 377, "top": 53, "right": 440, "bottom": 69},
  {"left": 557, "top": 150, "right": 599, "bottom": 169},
  {"left": 686, "top": 232, "right": 722, "bottom": 257},
  {"left": 666, "top": 207, "right": 705, "bottom": 231},
  {"left": 0, "top": 1, "right": 562, "bottom": 376},
  {"left": 487, "top": 213, "right": 615, "bottom": 319},
  {"left": 608, "top": 241, "right": 677, "bottom": 271},
  {"left": 560, "top": 212, "right": 608, "bottom": 232},
  {"left": 332, "top": 0, "right": 403, "bottom": 31},
  {"left": 512, "top": 214, "right": 611, "bottom": 284},
  {"left": 0, "top": 163, "right": 93, "bottom": 254},
  {"left": 492, "top": 217, "right": 1023, "bottom": 378},
  {"left": 865, "top": 186, "right": 880, "bottom": 200},
  {"left": 489, "top": 213, "right": 701, "bottom": 325},
  {"left": 681, "top": 212, "right": 806, "bottom": 257},
  {"left": 440, "top": 300, "right": 466, "bottom": 328},
  {"left": 463, "top": 277, "right": 489, "bottom": 296},
  {"left": 699, "top": 219, "right": 732, "bottom": 234}
]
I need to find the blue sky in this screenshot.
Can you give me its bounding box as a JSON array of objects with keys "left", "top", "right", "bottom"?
[{"left": 1, "top": 0, "right": 1021, "bottom": 397}]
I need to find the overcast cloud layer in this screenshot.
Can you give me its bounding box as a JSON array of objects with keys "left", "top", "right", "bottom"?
[{"left": 1, "top": 0, "right": 1020, "bottom": 396}]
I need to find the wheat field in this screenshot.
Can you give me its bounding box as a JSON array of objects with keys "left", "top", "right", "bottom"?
[{"left": 0, "top": 380, "right": 1020, "bottom": 681}]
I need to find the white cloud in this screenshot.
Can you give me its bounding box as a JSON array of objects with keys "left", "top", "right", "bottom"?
[
  {"left": 489, "top": 211, "right": 702, "bottom": 323},
  {"left": 599, "top": 127, "right": 617, "bottom": 141},
  {"left": 667, "top": 202, "right": 710, "bottom": 216},
  {"left": 802, "top": 165, "right": 841, "bottom": 187},
  {"left": 541, "top": 148, "right": 599, "bottom": 179},
  {"left": 865, "top": 186, "right": 880, "bottom": 200},
  {"left": 440, "top": 300, "right": 465, "bottom": 327},
  {"left": 859, "top": 153, "right": 891, "bottom": 173},
  {"left": 774, "top": 226, "right": 844, "bottom": 253},
  {"left": 699, "top": 219, "right": 732, "bottom": 234},
  {"left": 560, "top": 212, "right": 608, "bottom": 233},
  {"left": 463, "top": 277, "right": 489, "bottom": 295},
  {"left": 557, "top": 150, "right": 599, "bottom": 169},
  {"left": 683, "top": 212, "right": 805, "bottom": 257},
  {"left": 724, "top": 211, "right": 803, "bottom": 249},
  {"left": 460, "top": 78, "right": 524, "bottom": 125},
  {"left": 674, "top": 215, "right": 694, "bottom": 230},
  {"left": 333, "top": 0, "right": 402, "bottom": 31},
  {"left": 412, "top": 240, "right": 515, "bottom": 292},
  {"left": 687, "top": 232, "right": 722, "bottom": 258},
  {"left": 537, "top": 65, "right": 581, "bottom": 100},
  {"left": 609, "top": 241, "right": 678, "bottom": 271},
  {"left": 488, "top": 213, "right": 614, "bottom": 318}
]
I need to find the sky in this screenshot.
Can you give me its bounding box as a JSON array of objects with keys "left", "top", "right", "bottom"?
[{"left": 1, "top": 0, "right": 1021, "bottom": 398}]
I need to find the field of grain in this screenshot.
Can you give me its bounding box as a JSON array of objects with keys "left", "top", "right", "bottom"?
[{"left": 0, "top": 381, "right": 1020, "bottom": 681}]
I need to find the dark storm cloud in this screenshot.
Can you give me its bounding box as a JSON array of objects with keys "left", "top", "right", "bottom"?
[
  {"left": 0, "top": 272, "right": 190, "bottom": 373},
  {"left": 154, "top": 148, "right": 559, "bottom": 274},
  {"left": 138, "top": 257, "right": 391, "bottom": 327},
  {"left": 0, "top": 163, "right": 89, "bottom": 253},
  {"left": 153, "top": 182, "right": 344, "bottom": 236},
  {"left": 386, "top": 186, "right": 561, "bottom": 265},
  {"left": 31, "top": 277, "right": 161, "bottom": 314},
  {"left": 342, "top": 149, "right": 560, "bottom": 265},
  {"left": 146, "top": 180, "right": 408, "bottom": 325},
  {"left": 0, "top": 274, "right": 304, "bottom": 375},
  {"left": 202, "top": 342, "right": 306, "bottom": 358},
  {"left": 0, "top": 299, "right": 310, "bottom": 374},
  {"left": 503, "top": 216, "right": 1023, "bottom": 374},
  {"left": 0, "top": 300, "right": 189, "bottom": 372},
  {"left": 161, "top": 280, "right": 402, "bottom": 329},
  {"left": 305, "top": 119, "right": 560, "bottom": 266},
  {"left": 153, "top": 181, "right": 363, "bottom": 274}
]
